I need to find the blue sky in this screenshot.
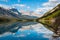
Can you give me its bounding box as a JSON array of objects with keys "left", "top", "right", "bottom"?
[
  {"left": 0, "top": 0, "right": 48, "bottom": 7},
  {"left": 0, "top": 0, "right": 60, "bottom": 14},
  {"left": 0, "top": 0, "right": 48, "bottom": 11}
]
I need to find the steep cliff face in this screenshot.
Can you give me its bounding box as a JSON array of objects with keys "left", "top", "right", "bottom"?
[{"left": 37, "top": 4, "right": 60, "bottom": 36}]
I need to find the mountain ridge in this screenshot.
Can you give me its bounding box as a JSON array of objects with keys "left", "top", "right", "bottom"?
[
  {"left": 0, "top": 7, "right": 38, "bottom": 20},
  {"left": 37, "top": 4, "right": 60, "bottom": 36}
]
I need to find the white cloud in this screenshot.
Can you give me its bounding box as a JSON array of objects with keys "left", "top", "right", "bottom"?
[
  {"left": 20, "top": 10, "right": 42, "bottom": 17},
  {"left": 0, "top": 4, "right": 11, "bottom": 9},
  {"left": 49, "top": 0, "right": 57, "bottom": 2},
  {"left": 12, "top": 4, "right": 31, "bottom": 10},
  {"left": 35, "top": 8, "right": 42, "bottom": 12},
  {"left": 43, "top": 2, "right": 58, "bottom": 7},
  {"left": 36, "top": 0, "right": 60, "bottom": 16},
  {"left": 43, "top": 0, "right": 60, "bottom": 7},
  {"left": 35, "top": 7, "right": 53, "bottom": 17},
  {"left": 13, "top": 4, "right": 26, "bottom": 7},
  {"left": 0, "top": 4, "right": 26, "bottom": 9},
  {"left": 49, "top": 0, "right": 60, "bottom": 2},
  {"left": 19, "top": 4, "right": 25, "bottom": 7}
]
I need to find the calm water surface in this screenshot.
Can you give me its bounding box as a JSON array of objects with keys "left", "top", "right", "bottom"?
[{"left": 0, "top": 22, "right": 60, "bottom": 40}]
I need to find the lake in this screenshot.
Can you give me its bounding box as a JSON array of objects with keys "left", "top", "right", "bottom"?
[{"left": 0, "top": 21, "right": 60, "bottom": 40}]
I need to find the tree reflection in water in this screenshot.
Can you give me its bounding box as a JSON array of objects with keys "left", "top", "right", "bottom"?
[{"left": 49, "top": 37, "right": 60, "bottom": 40}]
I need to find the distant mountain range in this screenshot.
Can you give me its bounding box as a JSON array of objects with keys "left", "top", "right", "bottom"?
[
  {"left": 0, "top": 7, "right": 20, "bottom": 19},
  {"left": 0, "top": 7, "right": 38, "bottom": 19}
]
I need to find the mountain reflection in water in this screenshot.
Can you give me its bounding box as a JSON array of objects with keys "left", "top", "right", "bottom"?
[
  {"left": 0, "top": 22, "right": 52, "bottom": 40},
  {"left": 0, "top": 22, "right": 37, "bottom": 34},
  {"left": 0, "top": 21, "right": 60, "bottom": 40}
]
